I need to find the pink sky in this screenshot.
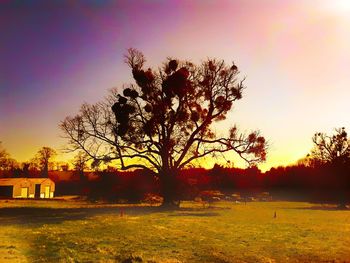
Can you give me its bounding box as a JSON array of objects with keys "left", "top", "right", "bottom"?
[{"left": 1, "top": 0, "right": 349, "bottom": 171}]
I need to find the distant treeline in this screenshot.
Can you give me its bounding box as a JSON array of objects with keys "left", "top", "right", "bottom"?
[
  {"left": 3, "top": 163, "right": 348, "bottom": 204},
  {"left": 177, "top": 164, "right": 349, "bottom": 203},
  {"left": 1, "top": 161, "right": 349, "bottom": 204}
]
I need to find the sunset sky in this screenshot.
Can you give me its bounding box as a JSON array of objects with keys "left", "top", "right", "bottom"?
[{"left": 1, "top": 0, "right": 350, "bottom": 171}]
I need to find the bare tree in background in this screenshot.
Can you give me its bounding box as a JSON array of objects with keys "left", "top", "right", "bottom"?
[
  {"left": 0, "top": 142, "right": 10, "bottom": 170},
  {"left": 310, "top": 127, "right": 350, "bottom": 208},
  {"left": 0, "top": 141, "right": 17, "bottom": 171},
  {"left": 60, "top": 49, "right": 267, "bottom": 207},
  {"left": 72, "top": 151, "right": 89, "bottom": 181},
  {"left": 34, "top": 147, "right": 57, "bottom": 177},
  {"left": 311, "top": 127, "right": 350, "bottom": 165}
]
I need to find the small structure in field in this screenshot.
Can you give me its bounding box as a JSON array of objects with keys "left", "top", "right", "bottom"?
[
  {"left": 143, "top": 193, "right": 163, "bottom": 205},
  {"left": 0, "top": 178, "right": 55, "bottom": 198},
  {"left": 258, "top": 192, "right": 272, "bottom": 201},
  {"left": 231, "top": 193, "right": 241, "bottom": 201},
  {"left": 199, "top": 190, "right": 225, "bottom": 202}
]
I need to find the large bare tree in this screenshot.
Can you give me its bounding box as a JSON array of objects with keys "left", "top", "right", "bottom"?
[{"left": 60, "top": 49, "right": 267, "bottom": 206}]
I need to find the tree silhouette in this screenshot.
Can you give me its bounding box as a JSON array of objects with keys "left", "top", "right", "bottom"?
[
  {"left": 72, "top": 151, "right": 89, "bottom": 181},
  {"left": 60, "top": 49, "right": 267, "bottom": 206},
  {"left": 310, "top": 127, "right": 350, "bottom": 208},
  {"left": 34, "top": 147, "right": 57, "bottom": 177},
  {"left": 0, "top": 141, "right": 17, "bottom": 171},
  {"left": 0, "top": 142, "right": 10, "bottom": 170},
  {"left": 311, "top": 127, "right": 349, "bottom": 165}
]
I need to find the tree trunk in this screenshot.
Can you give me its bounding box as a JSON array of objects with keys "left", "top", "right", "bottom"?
[
  {"left": 79, "top": 170, "right": 87, "bottom": 182},
  {"left": 159, "top": 170, "right": 180, "bottom": 209},
  {"left": 42, "top": 164, "right": 49, "bottom": 178},
  {"left": 337, "top": 191, "right": 348, "bottom": 210}
]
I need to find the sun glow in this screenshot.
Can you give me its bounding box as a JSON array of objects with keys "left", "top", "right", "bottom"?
[{"left": 323, "top": 0, "right": 350, "bottom": 14}]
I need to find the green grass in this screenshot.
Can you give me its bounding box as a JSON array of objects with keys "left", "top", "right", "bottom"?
[{"left": 0, "top": 199, "right": 349, "bottom": 262}]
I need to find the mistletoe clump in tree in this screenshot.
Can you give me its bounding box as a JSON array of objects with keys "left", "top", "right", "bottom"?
[{"left": 60, "top": 49, "right": 267, "bottom": 207}]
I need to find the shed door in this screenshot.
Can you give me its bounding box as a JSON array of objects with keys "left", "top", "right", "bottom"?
[
  {"left": 21, "top": 187, "right": 28, "bottom": 198},
  {"left": 35, "top": 184, "right": 41, "bottom": 198},
  {"left": 0, "top": 186, "right": 13, "bottom": 198},
  {"left": 45, "top": 186, "right": 50, "bottom": 198}
]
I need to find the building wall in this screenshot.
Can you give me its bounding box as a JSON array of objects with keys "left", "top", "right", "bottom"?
[
  {"left": 13, "top": 181, "right": 34, "bottom": 198},
  {"left": 39, "top": 182, "right": 55, "bottom": 198},
  {"left": 11, "top": 180, "right": 55, "bottom": 198}
]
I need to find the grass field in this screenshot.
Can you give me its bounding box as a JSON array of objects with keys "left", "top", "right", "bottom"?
[{"left": 0, "top": 199, "right": 349, "bottom": 263}]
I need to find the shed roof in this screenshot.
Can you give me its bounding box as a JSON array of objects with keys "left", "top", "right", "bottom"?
[{"left": 0, "top": 178, "right": 54, "bottom": 186}]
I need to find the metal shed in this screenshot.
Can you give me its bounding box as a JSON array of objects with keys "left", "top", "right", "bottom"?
[{"left": 0, "top": 178, "right": 55, "bottom": 198}]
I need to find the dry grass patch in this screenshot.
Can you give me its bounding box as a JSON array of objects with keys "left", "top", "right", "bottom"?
[{"left": 0, "top": 200, "right": 349, "bottom": 262}]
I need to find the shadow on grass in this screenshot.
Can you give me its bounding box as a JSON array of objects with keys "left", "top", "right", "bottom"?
[
  {"left": 286, "top": 205, "right": 349, "bottom": 211},
  {"left": 0, "top": 206, "right": 163, "bottom": 225},
  {"left": 0, "top": 205, "right": 224, "bottom": 225}
]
